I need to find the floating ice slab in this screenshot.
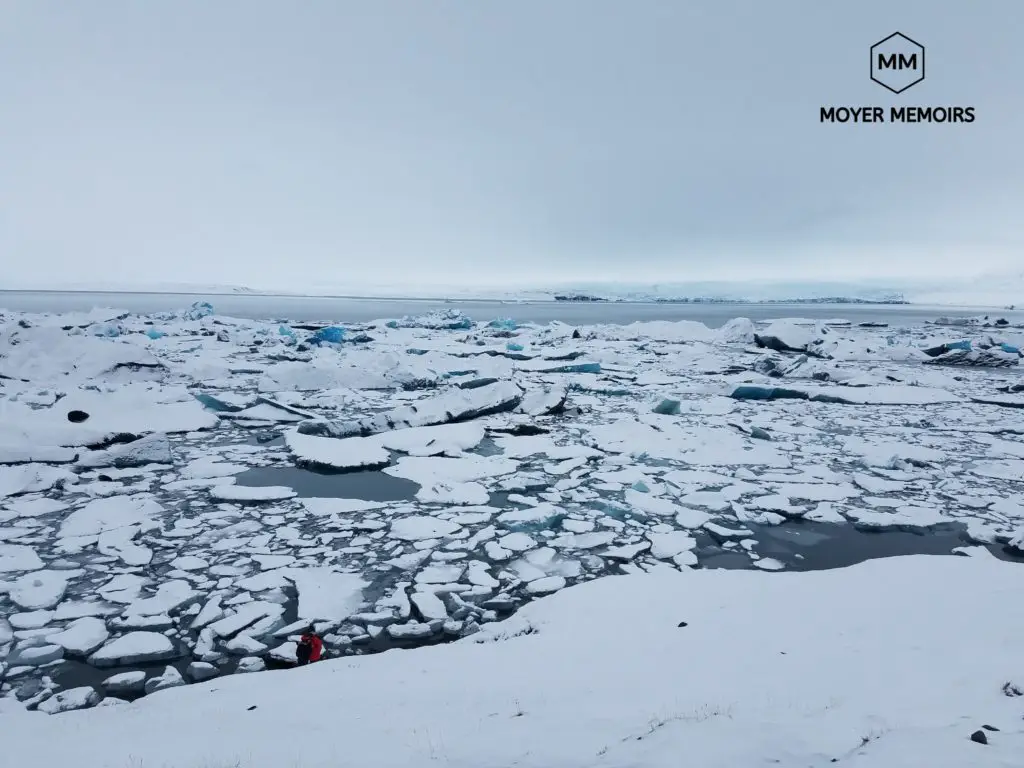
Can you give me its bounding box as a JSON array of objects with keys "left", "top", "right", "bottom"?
[
  {"left": 9, "top": 570, "right": 70, "bottom": 610},
  {"left": 286, "top": 568, "right": 368, "bottom": 622},
  {"left": 384, "top": 455, "right": 518, "bottom": 485},
  {"left": 0, "top": 543, "right": 44, "bottom": 573},
  {"left": 59, "top": 495, "right": 163, "bottom": 540},
  {"left": 0, "top": 464, "right": 76, "bottom": 498},
  {"left": 285, "top": 429, "right": 390, "bottom": 470},
  {"left": 209, "top": 485, "right": 297, "bottom": 502},
  {"left": 378, "top": 423, "right": 487, "bottom": 457},
  {"left": 416, "top": 480, "right": 490, "bottom": 505},
  {"left": 390, "top": 516, "right": 461, "bottom": 541},
  {"left": 410, "top": 591, "right": 448, "bottom": 621},
  {"left": 77, "top": 433, "right": 174, "bottom": 469},
  {"left": 46, "top": 617, "right": 110, "bottom": 656},
  {"left": 87, "top": 631, "right": 178, "bottom": 667}
]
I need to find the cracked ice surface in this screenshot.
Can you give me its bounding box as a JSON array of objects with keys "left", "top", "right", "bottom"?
[{"left": 0, "top": 303, "right": 1023, "bottom": 714}]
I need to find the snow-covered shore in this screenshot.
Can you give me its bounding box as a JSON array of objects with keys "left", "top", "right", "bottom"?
[
  {"left": 1, "top": 300, "right": 1023, "bottom": 765},
  {"left": 3, "top": 554, "right": 1023, "bottom": 767}
]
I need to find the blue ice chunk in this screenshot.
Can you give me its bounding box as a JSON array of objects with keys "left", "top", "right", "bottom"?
[
  {"left": 91, "top": 323, "right": 121, "bottom": 337},
  {"left": 145, "top": 328, "right": 166, "bottom": 339},
  {"left": 947, "top": 340, "right": 971, "bottom": 351},
  {"left": 631, "top": 480, "right": 650, "bottom": 493},
  {"left": 652, "top": 398, "right": 681, "bottom": 415},
  {"left": 385, "top": 320, "right": 400, "bottom": 329},
  {"left": 193, "top": 393, "right": 244, "bottom": 412},
  {"left": 406, "top": 348, "right": 430, "bottom": 355},
  {"left": 543, "top": 362, "right": 601, "bottom": 374},
  {"left": 184, "top": 301, "right": 214, "bottom": 320},
  {"left": 730, "top": 385, "right": 809, "bottom": 401},
  {"left": 488, "top": 317, "right": 518, "bottom": 330},
  {"left": 278, "top": 325, "right": 295, "bottom": 337},
  {"left": 506, "top": 342, "right": 524, "bottom": 352},
  {"left": 310, "top": 326, "right": 346, "bottom": 345},
  {"left": 1000, "top": 343, "right": 1020, "bottom": 354}
]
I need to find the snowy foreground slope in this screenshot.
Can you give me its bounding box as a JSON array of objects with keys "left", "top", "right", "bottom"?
[
  {"left": 4, "top": 554, "right": 1024, "bottom": 768},
  {"left": 1, "top": 302, "right": 1023, "bottom": 764}
]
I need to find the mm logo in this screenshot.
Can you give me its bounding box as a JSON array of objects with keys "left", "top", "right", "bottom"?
[{"left": 870, "top": 32, "right": 925, "bottom": 94}]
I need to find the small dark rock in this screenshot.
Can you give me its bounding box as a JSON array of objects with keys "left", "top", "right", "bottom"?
[
  {"left": 97, "top": 474, "right": 113, "bottom": 482},
  {"left": 677, "top": 621, "right": 688, "bottom": 628},
  {"left": 571, "top": 329, "right": 581, "bottom": 339},
  {"left": 18, "top": 319, "right": 32, "bottom": 328},
  {"left": 247, "top": 705, "right": 258, "bottom": 711},
  {"left": 488, "top": 424, "right": 550, "bottom": 437},
  {"left": 982, "top": 724, "right": 999, "bottom": 732},
  {"left": 1002, "top": 681, "right": 1023, "bottom": 697},
  {"left": 67, "top": 410, "right": 90, "bottom": 423},
  {"left": 749, "top": 427, "right": 772, "bottom": 441},
  {"left": 969, "top": 730, "right": 988, "bottom": 745}
]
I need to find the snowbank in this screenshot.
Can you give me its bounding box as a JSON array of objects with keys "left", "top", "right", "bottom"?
[{"left": 4, "top": 554, "right": 1023, "bottom": 767}]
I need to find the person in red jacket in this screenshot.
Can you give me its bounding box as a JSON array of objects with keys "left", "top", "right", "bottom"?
[{"left": 296, "top": 629, "right": 323, "bottom": 666}]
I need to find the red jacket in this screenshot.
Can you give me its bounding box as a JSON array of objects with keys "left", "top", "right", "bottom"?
[{"left": 302, "top": 634, "right": 324, "bottom": 662}]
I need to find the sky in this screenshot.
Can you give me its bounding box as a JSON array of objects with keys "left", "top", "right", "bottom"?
[{"left": 2, "top": 1, "right": 1023, "bottom": 293}]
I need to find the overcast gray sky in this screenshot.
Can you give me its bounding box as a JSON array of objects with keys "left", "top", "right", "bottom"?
[{"left": 2, "top": 1, "right": 1022, "bottom": 292}]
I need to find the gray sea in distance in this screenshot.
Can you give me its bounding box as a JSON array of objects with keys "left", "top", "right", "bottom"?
[{"left": 2, "top": 290, "right": 1022, "bottom": 328}]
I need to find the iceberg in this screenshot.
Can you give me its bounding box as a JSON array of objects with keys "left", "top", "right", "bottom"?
[
  {"left": 297, "top": 381, "right": 524, "bottom": 439},
  {"left": 309, "top": 326, "right": 346, "bottom": 345},
  {"left": 754, "top": 319, "right": 828, "bottom": 356},
  {"left": 652, "top": 398, "right": 682, "bottom": 415},
  {"left": 488, "top": 317, "right": 518, "bottom": 330},
  {"left": 730, "top": 385, "right": 809, "bottom": 401},
  {"left": 183, "top": 301, "right": 214, "bottom": 320},
  {"left": 386, "top": 309, "right": 474, "bottom": 330}
]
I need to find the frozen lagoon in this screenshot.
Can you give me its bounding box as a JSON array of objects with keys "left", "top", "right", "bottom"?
[{"left": 1, "top": 299, "right": 1023, "bottom": 727}]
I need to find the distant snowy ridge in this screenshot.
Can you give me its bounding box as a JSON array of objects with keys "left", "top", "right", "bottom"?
[
  {"left": 4, "top": 272, "right": 1022, "bottom": 307},
  {"left": 1, "top": 281, "right": 266, "bottom": 296}
]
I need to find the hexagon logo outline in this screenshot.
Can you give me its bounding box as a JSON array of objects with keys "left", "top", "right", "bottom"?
[{"left": 870, "top": 32, "right": 925, "bottom": 95}]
